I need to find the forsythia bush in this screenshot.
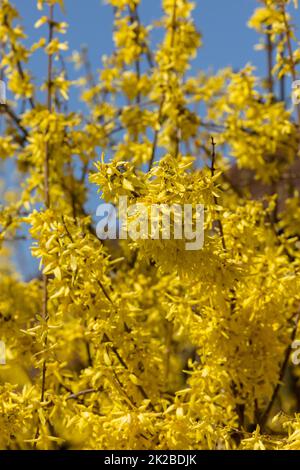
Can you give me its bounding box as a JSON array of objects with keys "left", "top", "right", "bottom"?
[{"left": 1, "top": 0, "right": 300, "bottom": 450}]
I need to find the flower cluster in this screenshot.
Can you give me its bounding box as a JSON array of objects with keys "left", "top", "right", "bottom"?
[{"left": 1, "top": 0, "right": 300, "bottom": 450}]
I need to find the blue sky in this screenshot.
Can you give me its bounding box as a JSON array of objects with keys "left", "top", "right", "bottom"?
[
  {"left": 6, "top": 0, "right": 300, "bottom": 278},
  {"left": 10, "top": 0, "right": 300, "bottom": 110},
  {"left": 13, "top": 0, "right": 273, "bottom": 98}
]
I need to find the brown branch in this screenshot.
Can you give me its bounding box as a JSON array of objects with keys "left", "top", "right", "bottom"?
[
  {"left": 279, "top": 1, "right": 300, "bottom": 126},
  {"left": 210, "top": 137, "right": 226, "bottom": 251},
  {"left": 102, "top": 332, "right": 150, "bottom": 404},
  {"left": 170, "top": 0, "right": 177, "bottom": 49},
  {"left": 259, "top": 313, "right": 300, "bottom": 430},
  {"left": 66, "top": 387, "right": 102, "bottom": 401},
  {"left": 96, "top": 279, "right": 113, "bottom": 304},
  {"left": 9, "top": 43, "right": 35, "bottom": 110},
  {"left": 128, "top": 4, "right": 141, "bottom": 105},
  {"left": 148, "top": 97, "right": 165, "bottom": 171},
  {"left": 279, "top": 33, "right": 286, "bottom": 103},
  {"left": 81, "top": 46, "right": 101, "bottom": 108},
  {"left": 266, "top": 26, "right": 274, "bottom": 96},
  {"left": 44, "top": 8, "right": 54, "bottom": 208},
  {"left": 3, "top": 13, "right": 35, "bottom": 109},
  {"left": 210, "top": 138, "right": 245, "bottom": 429},
  {"left": 2, "top": 235, "right": 28, "bottom": 241},
  {"left": 1, "top": 104, "right": 28, "bottom": 139},
  {"left": 34, "top": 4, "right": 54, "bottom": 449}
]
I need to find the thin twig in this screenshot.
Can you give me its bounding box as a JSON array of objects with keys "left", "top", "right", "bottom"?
[
  {"left": 266, "top": 26, "right": 274, "bottom": 96},
  {"left": 171, "top": 0, "right": 177, "bottom": 49},
  {"left": 81, "top": 46, "right": 101, "bottom": 108},
  {"left": 148, "top": 97, "right": 165, "bottom": 170},
  {"left": 102, "top": 332, "right": 150, "bottom": 403},
  {"left": 279, "top": 1, "right": 300, "bottom": 126},
  {"left": 34, "top": 4, "right": 54, "bottom": 448},
  {"left": 279, "top": 33, "right": 286, "bottom": 103},
  {"left": 66, "top": 387, "right": 102, "bottom": 401},
  {"left": 259, "top": 313, "right": 300, "bottom": 430},
  {"left": 210, "top": 137, "right": 226, "bottom": 251},
  {"left": 128, "top": 4, "right": 141, "bottom": 104},
  {"left": 1, "top": 104, "right": 28, "bottom": 138}
]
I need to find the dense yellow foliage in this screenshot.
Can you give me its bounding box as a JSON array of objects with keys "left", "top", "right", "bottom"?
[{"left": 1, "top": 0, "right": 300, "bottom": 450}]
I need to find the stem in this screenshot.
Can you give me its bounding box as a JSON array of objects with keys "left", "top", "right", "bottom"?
[
  {"left": 34, "top": 4, "right": 54, "bottom": 448},
  {"left": 2, "top": 13, "right": 34, "bottom": 109},
  {"left": 44, "top": 7, "right": 54, "bottom": 208},
  {"left": 280, "top": 1, "right": 300, "bottom": 126},
  {"left": 148, "top": 97, "right": 165, "bottom": 170},
  {"left": 102, "top": 332, "right": 151, "bottom": 404},
  {"left": 259, "top": 313, "right": 300, "bottom": 430},
  {"left": 210, "top": 137, "right": 226, "bottom": 251},
  {"left": 81, "top": 46, "right": 101, "bottom": 108},
  {"left": 1, "top": 104, "right": 28, "bottom": 139},
  {"left": 171, "top": 0, "right": 177, "bottom": 48},
  {"left": 66, "top": 387, "right": 102, "bottom": 401},
  {"left": 266, "top": 26, "right": 274, "bottom": 96},
  {"left": 128, "top": 4, "right": 141, "bottom": 105},
  {"left": 279, "top": 33, "right": 286, "bottom": 103},
  {"left": 210, "top": 138, "right": 245, "bottom": 429}
]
